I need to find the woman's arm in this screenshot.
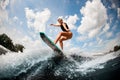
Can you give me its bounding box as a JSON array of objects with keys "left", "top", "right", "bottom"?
[
  {"left": 62, "top": 23, "right": 70, "bottom": 32},
  {"left": 50, "top": 24, "right": 60, "bottom": 27}
]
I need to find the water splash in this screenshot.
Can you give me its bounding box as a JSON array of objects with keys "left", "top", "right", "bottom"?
[
  {"left": 0, "top": 48, "right": 53, "bottom": 78},
  {"left": 0, "top": 48, "right": 120, "bottom": 80}
]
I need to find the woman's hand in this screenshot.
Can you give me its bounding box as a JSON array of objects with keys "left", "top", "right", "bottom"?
[{"left": 50, "top": 24, "right": 54, "bottom": 26}]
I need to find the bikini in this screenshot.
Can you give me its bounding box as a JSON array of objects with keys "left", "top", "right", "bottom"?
[{"left": 60, "top": 23, "right": 69, "bottom": 32}]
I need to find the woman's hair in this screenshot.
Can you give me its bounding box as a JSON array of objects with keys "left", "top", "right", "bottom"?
[{"left": 57, "top": 18, "right": 63, "bottom": 22}]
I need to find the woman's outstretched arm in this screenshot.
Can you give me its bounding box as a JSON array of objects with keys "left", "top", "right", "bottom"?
[{"left": 50, "top": 24, "right": 60, "bottom": 27}]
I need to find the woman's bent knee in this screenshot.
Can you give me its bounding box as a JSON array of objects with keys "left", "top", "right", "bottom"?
[{"left": 59, "top": 39, "right": 62, "bottom": 42}]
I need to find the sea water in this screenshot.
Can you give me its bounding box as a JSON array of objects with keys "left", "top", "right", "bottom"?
[{"left": 0, "top": 48, "right": 120, "bottom": 80}]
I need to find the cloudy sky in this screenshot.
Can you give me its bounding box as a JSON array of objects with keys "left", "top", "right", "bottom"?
[{"left": 0, "top": 0, "right": 120, "bottom": 53}]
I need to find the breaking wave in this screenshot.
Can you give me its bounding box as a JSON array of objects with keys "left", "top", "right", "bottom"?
[{"left": 0, "top": 48, "right": 120, "bottom": 80}]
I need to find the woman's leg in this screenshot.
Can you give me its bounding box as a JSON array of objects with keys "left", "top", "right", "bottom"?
[
  {"left": 59, "top": 40, "right": 63, "bottom": 49},
  {"left": 59, "top": 36, "right": 67, "bottom": 50},
  {"left": 54, "top": 33, "right": 62, "bottom": 44},
  {"left": 54, "top": 32, "right": 72, "bottom": 44}
]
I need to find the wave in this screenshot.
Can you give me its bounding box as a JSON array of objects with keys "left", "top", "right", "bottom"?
[
  {"left": 0, "top": 48, "right": 53, "bottom": 78},
  {"left": 0, "top": 49, "right": 120, "bottom": 80}
]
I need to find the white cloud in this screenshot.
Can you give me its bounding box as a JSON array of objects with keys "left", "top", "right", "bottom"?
[
  {"left": 111, "top": 2, "right": 116, "bottom": 9},
  {"left": 62, "top": 40, "right": 82, "bottom": 54},
  {"left": 116, "top": 32, "right": 120, "bottom": 37},
  {"left": 112, "top": 24, "right": 117, "bottom": 31},
  {"left": 0, "top": 0, "right": 9, "bottom": 27},
  {"left": 13, "top": 16, "right": 18, "bottom": 21},
  {"left": 117, "top": 8, "right": 120, "bottom": 18},
  {"left": 105, "top": 31, "right": 113, "bottom": 38},
  {"left": 103, "top": 23, "right": 110, "bottom": 32},
  {"left": 103, "top": 36, "right": 120, "bottom": 51},
  {"left": 68, "top": 47, "right": 82, "bottom": 53},
  {"left": 20, "top": 21, "right": 23, "bottom": 25},
  {"left": 0, "top": 5, "right": 43, "bottom": 50},
  {"left": 9, "top": 0, "right": 17, "bottom": 8},
  {"left": 88, "top": 42, "right": 94, "bottom": 47},
  {"left": 58, "top": 14, "right": 79, "bottom": 30},
  {"left": 22, "top": 35, "right": 42, "bottom": 50},
  {"left": 100, "top": 23, "right": 113, "bottom": 38},
  {"left": 0, "top": 26, "right": 43, "bottom": 51},
  {"left": 110, "top": 0, "right": 120, "bottom": 19},
  {"left": 0, "top": 27, "right": 23, "bottom": 43},
  {"left": 64, "top": 40, "right": 73, "bottom": 49},
  {"left": 7, "top": 16, "right": 23, "bottom": 27},
  {"left": 88, "top": 28, "right": 101, "bottom": 38},
  {"left": 77, "top": 0, "right": 107, "bottom": 38},
  {"left": 66, "top": 14, "right": 79, "bottom": 30},
  {"left": 96, "top": 37, "right": 103, "bottom": 45},
  {"left": 82, "top": 43, "right": 87, "bottom": 48},
  {"left": 25, "top": 8, "right": 51, "bottom": 32},
  {"left": 0, "top": 0, "right": 9, "bottom": 10},
  {"left": 77, "top": 35, "right": 88, "bottom": 41},
  {"left": 92, "top": 32, "right": 120, "bottom": 52}
]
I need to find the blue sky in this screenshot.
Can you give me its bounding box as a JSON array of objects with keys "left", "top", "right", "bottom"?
[{"left": 0, "top": 0, "right": 120, "bottom": 53}]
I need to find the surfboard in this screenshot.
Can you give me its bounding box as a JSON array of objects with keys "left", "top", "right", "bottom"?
[{"left": 40, "top": 32, "right": 63, "bottom": 56}]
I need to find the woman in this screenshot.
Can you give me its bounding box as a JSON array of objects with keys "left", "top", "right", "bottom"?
[{"left": 50, "top": 18, "right": 73, "bottom": 50}]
